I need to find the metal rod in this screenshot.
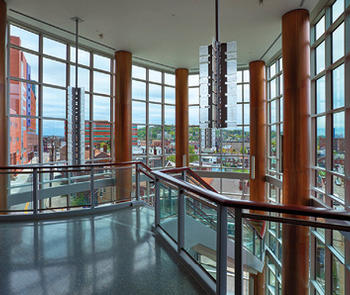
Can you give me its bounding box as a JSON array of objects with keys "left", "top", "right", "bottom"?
[
  {"left": 32, "top": 168, "right": 38, "bottom": 215},
  {"left": 75, "top": 18, "right": 78, "bottom": 89},
  {"left": 155, "top": 178, "right": 160, "bottom": 227},
  {"left": 235, "top": 208, "right": 243, "bottom": 295},
  {"left": 178, "top": 189, "right": 185, "bottom": 252},
  {"left": 216, "top": 204, "right": 227, "bottom": 295},
  {"left": 215, "top": 0, "right": 219, "bottom": 42}
]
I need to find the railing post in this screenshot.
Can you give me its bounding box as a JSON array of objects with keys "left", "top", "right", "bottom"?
[
  {"left": 135, "top": 163, "right": 140, "bottom": 201},
  {"left": 235, "top": 208, "right": 243, "bottom": 295},
  {"left": 155, "top": 177, "right": 160, "bottom": 227},
  {"left": 216, "top": 204, "right": 227, "bottom": 295},
  {"left": 90, "top": 167, "right": 95, "bottom": 209},
  {"left": 178, "top": 188, "right": 185, "bottom": 252},
  {"left": 32, "top": 168, "right": 38, "bottom": 215}
]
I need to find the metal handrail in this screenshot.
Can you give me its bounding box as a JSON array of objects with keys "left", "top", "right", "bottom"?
[{"left": 152, "top": 169, "right": 350, "bottom": 221}]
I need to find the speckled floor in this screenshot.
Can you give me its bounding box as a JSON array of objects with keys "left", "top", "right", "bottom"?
[{"left": 0, "top": 206, "right": 205, "bottom": 295}]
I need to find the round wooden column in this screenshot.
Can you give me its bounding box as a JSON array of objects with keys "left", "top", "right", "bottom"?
[
  {"left": 115, "top": 51, "right": 132, "bottom": 201},
  {"left": 175, "top": 68, "right": 189, "bottom": 167},
  {"left": 249, "top": 60, "right": 266, "bottom": 295},
  {"left": 281, "top": 9, "right": 311, "bottom": 295},
  {"left": 249, "top": 60, "right": 266, "bottom": 203},
  {"left": 0, "top": 0, "right": 8, "bottom": 211}
]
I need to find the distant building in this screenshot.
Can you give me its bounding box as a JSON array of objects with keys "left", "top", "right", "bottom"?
[{"left": 9, "top": 36, "right": 38, "bottom": 165}]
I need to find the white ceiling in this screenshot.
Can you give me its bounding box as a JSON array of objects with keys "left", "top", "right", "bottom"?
[{"left": 5, "top": 0, "right": 319, "bottom": 69}]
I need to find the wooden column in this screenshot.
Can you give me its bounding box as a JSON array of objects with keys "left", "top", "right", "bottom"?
[
  {"left": 175, "top": 68, "right": 189, "bottom": 167},
  {"left": 115, "top": 51, "right": 132, "bottom": 201},
  {"left": 249, "top": 60, "right": 266, "bottom": 295},
  {"left": 282, "top": 9, "right": 311, "bottom": 295},
  {"left": 249, "top": 61, "right": 266, "bottom": 203},
  {"left": 0, "top": 0, "right": 7, "bottom": 211}
]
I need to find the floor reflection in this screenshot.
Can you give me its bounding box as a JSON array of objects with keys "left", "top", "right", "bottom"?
[{"left": 0, "top": 207, "right": 203, "bottom": 295}]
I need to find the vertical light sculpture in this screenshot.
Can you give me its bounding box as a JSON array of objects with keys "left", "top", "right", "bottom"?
[
  {"left": 199, "top": 0, "right": 237, "bottom": 149},
  {"left": 67, "top": 17, "right": 85, "bottom": 165}
]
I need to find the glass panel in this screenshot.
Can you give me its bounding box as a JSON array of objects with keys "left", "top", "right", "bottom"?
[
  {"left": 70, "top": 66, "right": 90, "bottom": 90},
  {"left": 333, "top": 175, "right": 345, "bottom": 201},
  {"left": 243, "top": 70, "right": 250, "bottom": 82},
  {"left": 270, "top": 63, "right": 276, "bottom": 78},
  {"left": 316, "top": 239, "right": 326, "bottom": 290},
  {"left": 164, "top": 105, "right": 175, "bottom": 125},
  {"left": 270, "top": 79, "right": 276, "bottom": 98},
  {"left": 93, "top": 54, "right": 110, "bottom": 71},
  {"left": 332, "top": 256, "right": 345, "bottom": 295},
  {"left": 43, "top": 58, "right": 66, "bottom": 87},
  {"left": 164, "top": 126, "right": 175, "bottom": 155},
  {"left": 165, "top": 87, "right": 175, "bottom": 104},
  {"left": 132, "top": 80, "right": 146, "bottom": 100},
  {"left": 42, "top": 120, "right": 66, "bottom": 163},
  {"left": 148, "top": 126, "right": 162, "bottom": 156},
  {"left": 93, "top": 95, "right": 110, "bottom": 121},
  {"left": 132, "top": 124, "right": 146, "bottom": 156},
  {"left": 332, "top": 64, "right": 344, "bottom": 109},
  {"left": 244, "top": 104, "right": 249, "bottom": 124},
  {"left": 332, "top": 230, "right": 345, "bottom": 256},
  {"left": 243, "top": 84, "right": 250, "bottom": 102},
  {"left": 132, "top": 101, "right": 146, "bottom": 124},
  {"left": 10, "top": 25, "right": 39, "bottom": 51},
  {"left": 132, "top": 65, "right": 146, "bottom": 80},
  {"left": 316, "top": 16, "right": 325, "bottom": 40},
  {"left": 333, "top": 112, "right": 345, "bottom": 173},
  {"left": 149, "top": 69, "right": 162, "bottom": 83},
  {"left": 270, "top": 101, "right": 276, "bottom": 123},
  {"left": 9, "top": 81, "right": 38, "bottom": 116},
  {"left": 332, "top": 0, "right": 344, "bottom": 23},
  {"left": 188, "top": 74, "right": 199, "bottom": 86},
  {"left": 43, "top": 37, "right": 66, "bottom": 60},
  {"left": 10, "top": 48, "right": 39, "bottom": 82},
  {"left": 316, "top": 170, "right": 326, "bottom": 192},
  {"left": 149, "top": 103, "right": 162, "bottom": 124},
  {"left": 316, "top": 116, "right": 326, "bottom": 168},
  {"left": 332, "top": 23, "right": 344, "bottom": 63},
  {"left": 84, "top": 96, "right": 90, "bottom": 120},
  {"left": 9, "top": 117, "right": 38, "bottom": 165},
  {"left": 316, "top": 42, "right": 325, "bottom": 74},
  {"left": 164, "top": 73, "right": 175, "bottom": 86},
  {"left": 92, "top": 122, "right": 111, "bottom": 158},
  {"left": 43, "top": 87, "right": 66, "bottom": 119},
  {"left": 184, "top": 195, "right": 217, "bottom": 279},
  {"left": 316, "top": 76, "right": 326, "bottom": 113},
  {"left": 149, "top": 83, "right": 162, "bottom": 102},
  {"left": 237, "top": 84, "right": 243, "bottom": 102},
  {"left": 189, "top": 87, "right": 199, "bottom": 105},
  {"left": 93, "top": 71, "right": 110, "bottom": 95},
  {"left": 189, "top": 106, "right": 199, "bottom": 125},
  {"left": 70, "top": 47, "right": 90, "bottom": 66}
]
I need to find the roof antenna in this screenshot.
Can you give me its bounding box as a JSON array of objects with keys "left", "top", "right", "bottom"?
[{"left": 71, "top": 17, "right": 84, "bottom": 88}]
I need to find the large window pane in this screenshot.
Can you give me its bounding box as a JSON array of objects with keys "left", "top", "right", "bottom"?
[
  {"left": 132, "top": 80, "right": 146, "bottom": 100},
  {"left": 164, "top": 126, "right": 175, "bottom": 155},
  {"left": 332, "top": 0, "right": 344, "bottom": 23},
  {"left": 149, "top": 83, "right": 162, "bottom": 102},
  {"left": 9, "top": 80, "right": 38, "bottom": 117},
  {"left": 189, "top": 106, "right": 199, "bottom": 125},
  {"left": 93, "top": 71, "right": 110, "bottom": 95},
  {"left": 316, "top": 76, "right": 326, "bottom": 113},
  {"left": 70, "top": 47, "right": 90, "bottom": 66},
  {"left": 10, "top": 25, "right": 39, "bottom": 51},
  {"left": 132, "top": 101, "right": 146, "bottom": 124},
  {"left": 164, "top": 105, "right": 175, "bottom": 125},
  {"left": 10, "top": 49, "right": 39, "bottom": 82},
  {"left": 43, "top": 87, "right": 66, "bottom": 119},
  {"left": 332, "top": 64, "right": 344, "bottom": 109},
  {"left": 316, "top": 42, "right": 325, "bottom": 74},
  {"left": 164, "top": 73, "right": 175, "bottom": 86},
  {"left": 189, "top": 87, "right": 199, "bottom": 105},
  {"left": 316, "top": 239, "right": 326, "bottom": 290},
  {"left": 149, "top": 103, "right": 162, "bottom": 124},
  {"left": 132, "top": 125, "right": 146, "bottom": 156},
  {"left": 92, "top": 122, "right": 111, "bottom": 158},
  {"left": 43, "top": 37, "right": 66, "bottom": 60},
  {"left": 333, "top": 112, "right": 345, "bottom": 173},
  {"left": 316, "top": 116, "right": 326, "bottom": 168},
  {"left": 149, "top": 69, "right": 162, "bottom": 83},
  {"left": 42, "top": 120, "right": 66, "bottom": 163},
  {"left": 165, "top": 87, "right": 175, "bottom": 104},
  {"left": 93, "top": 54, "right": 110, "bottom": 71},
  {"left": 43, "top": 58, "right": 66, "bottom": 87},
  {"left": 316, "top": 16, "right": 325, "bottom": 40},
  {"left": 70, "top": 66, "right": 90, "bottom": 90},
  {"left": 93, "top": 96, "right": 110, "bottom": 121},
  {"left": 188, "top": 74, "right": 199, "bottom": 86},
  {"left": 332, "top": 23, "right": 344, "bottom": 63},
  {"left": 132, "top": 65, "right": 146, "bottom": 80}
]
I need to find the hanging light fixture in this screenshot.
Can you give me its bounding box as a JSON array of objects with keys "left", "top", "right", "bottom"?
[
  {"left": 199, "top": 0, "right": 237, "bottom": 149},
  {"left": 67, "top": 17, "right": 85, "bottom": 165}
]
